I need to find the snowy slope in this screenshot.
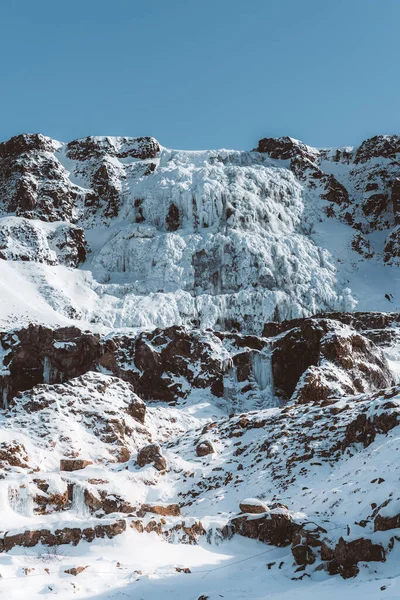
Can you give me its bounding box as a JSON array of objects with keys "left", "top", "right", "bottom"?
[{"left": 1, "top": 132, "right": 400, "bottom": 599}]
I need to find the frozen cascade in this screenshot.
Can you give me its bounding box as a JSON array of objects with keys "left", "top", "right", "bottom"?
[
  {"left": 43, "top": 356, "right": 51, "bottom": 384},
  {"left": 72, "top": 482, "right": 90, "bottom": 518},
  {"left": 0, "top": 479, "right": 34, "bottom": 517},
  {"left": 2, "top": 387, "right": 8, "bottom": 409},
  {"left": 252, "top": 350, "right": 274, "bottom": 394},
  {"left": 0, "top": 480, "right": 11, "bottom": 515}
]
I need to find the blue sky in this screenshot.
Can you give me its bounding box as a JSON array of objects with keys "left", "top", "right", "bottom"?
[{"left": 0, "top": 0, "right": 399, "bottom": 149}]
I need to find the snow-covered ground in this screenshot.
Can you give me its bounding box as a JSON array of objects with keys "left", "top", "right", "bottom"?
[{"left": 1, "top": 133, "right": 400, "bottom": 598}]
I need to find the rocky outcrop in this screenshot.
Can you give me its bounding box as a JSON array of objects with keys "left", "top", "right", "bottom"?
[
  {"left": 137, "top": 444, "right": 167, "bottom": 471},
  {"left": 343, "top": 410, "right": 399, "bottom": 450},
  {"left": 255, "top": 136, "right": 319, "bottom": 163},
  {"left": 291, "top": 523, "right": 331, "bottom": 566},
  {"left": 195, "top": 441, "right": 215, "bottom": 457},
  {"left": 83, "top": 488, "right": 134, "bottom": 515},
  {"left": 1, "top": 324, "right": 266, "bottom": 407},
  {"left": 0, "top": 519, "right": 126, "bottom": 553},
  {"left": 0, "top": 134, "right": 82, "bottom": 222},
  {"left": 354, "top": 135, "right": 400, "bottom": 164},
  {"left": 0, "top": 218, "right": 86, "bottom": 266},
  {"left": 0, "top": 325, "right": 101, "bottom": 406},
  {"left": 65, "top": 136, "right": 160, "bottom": 161},
  {"left": 138, "top": 503, "right": 181, "bottom": 517},
  {"left": 229, "top": 506, "right": 296, "bottom": 546},
  {"left": 269, "top": 318, "right": 394, "bottom": 402},
  {"left": 60, "top": 459, "right": 92, "bottom": 472},
  {"left": 99, "top": 326, "right": 231, "bottom": 402},
  {"left": 0, "top": 441, "right": 30, "bottom": 470},
  {"left": 374, "top": 509, "right": 400, "bottom": 532},
  {"left": 239, "top": 499, "right": 269, "bottom": 514},
  {"left": 329, "top": 536, "right": 386, "bottom": 579}
]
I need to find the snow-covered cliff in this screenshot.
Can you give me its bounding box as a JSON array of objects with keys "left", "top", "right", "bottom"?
[{"left": 0, "top": 133, "right": 398, "bottom": 332}]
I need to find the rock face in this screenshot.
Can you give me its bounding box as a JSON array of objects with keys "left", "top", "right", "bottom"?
[
  {"left": 374, "top": 510, "right": 400, "bottom": 532},
  {"left": 1, "top": 323, "right": 272, "bottom": 407},
  {"left": 0, "top": 217, "right": 86, "bottom": 266},
  {"left": 0, "top": 325, "right": 101, "bottom": 406},
  {"left": 1, "top": 130, "right": 400, "bottom": 589},
  {"left": 331, "top": 537, "right": 386, "bottom": 578},
  {"left": 137, "top": 444, "right": 167, "bottom": 471},
  {"left": 269, "top": 318, "right": 394, "bottom": 402},
  {"left": 229, "top": 507, "right": 296, "bottom": 547},
  {"left": 0, "top": 520, "right": 126, "bottom": 553},
  {"left": 0, "top": 134, "right": 81, "bottom": 222}
]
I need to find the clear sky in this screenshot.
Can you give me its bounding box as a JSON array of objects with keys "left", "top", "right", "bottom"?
[{"left": 1, "top": 0, "right": 399, "bottom": 150}]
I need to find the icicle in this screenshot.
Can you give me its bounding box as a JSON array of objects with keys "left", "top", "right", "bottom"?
[
  {"left": 2, "top": 387, "right": 8, "bottom": 410},
  {"left": 8, "top": 484, "right": 34, "bottom": 517},
  {"left": 0, "top": 480, "right": 10, "bottom": 513},
  {"left": 72, "top": 483, "right": 90, "bottom": 518},
  {"left": 43, "top": 356, "right": 51, "bottom": 384},
  {"left": 252, "top": 350, "right": 273, "bottom": 392}
]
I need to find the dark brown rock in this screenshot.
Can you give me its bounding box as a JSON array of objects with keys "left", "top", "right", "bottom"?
[
  {"left": 139, "top": 503, "right": 181, "bottom": 517},
  {"left": 196, "top": 441, "right": 215, "bottom": 457},
  {"left": 343, "top": 411, "right": 399, "bottom": 450},
  {"left": 126, "top": 395, "right": 146, "bottom": 424},
  {"left": 374, "top": 510, "right": 400, "bottom": 532},
  {"left": 166, "top": 203, "right": 181, "bottom": 231},
  {"left": 269, "top": 318, "right": 394, "bottom": 402},
  {"left": 334, "top": 536, "right": 385, "bottom": 565},
  {"left": 137, "top": 443, "right": 167, "bottom": 471},
  {"left": 239, "top": 499, "right": 268, "bottom": 514},
  {"left": 230, "top": 508, "right": 296, "bottom": 547},
  {"left": 60, "top": 459, "right": 92, "bottom": 472}
]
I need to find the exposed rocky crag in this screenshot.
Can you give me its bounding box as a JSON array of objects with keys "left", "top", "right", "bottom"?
[{"left": 1, "top": 315, "right": 395, "bottom": 409}]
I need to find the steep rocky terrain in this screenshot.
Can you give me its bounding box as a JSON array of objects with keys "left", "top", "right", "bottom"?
[{"left": 0, "top": 132, "right": 400, "bottom": 599}]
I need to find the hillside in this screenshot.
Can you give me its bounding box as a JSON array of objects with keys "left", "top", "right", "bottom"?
[{"left": 0, "top": 133, "right": 400, "bottom": 599}]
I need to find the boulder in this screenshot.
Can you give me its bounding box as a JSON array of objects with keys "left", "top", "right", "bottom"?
[
  {"left": 64, "top": 566, "right": 88, "bottom": 576},
  {"left": 195, "top": 441, "right": 215, "bottom": 457},
  {"left": 60, "top": 459, "right": 92, "bottom": 472},
  {"left": 137, "top": 444, "right": 167, "bottom": 471},
  {"left": 239, "top": 498, "right": 269, "bottom": 514}
]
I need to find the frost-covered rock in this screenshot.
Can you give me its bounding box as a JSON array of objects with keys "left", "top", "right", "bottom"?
[{"left": 0, "top": 217, "right": 86, "bottom": 266}]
